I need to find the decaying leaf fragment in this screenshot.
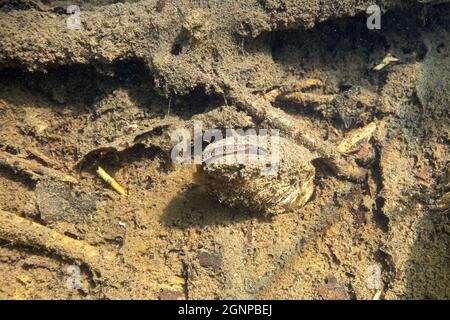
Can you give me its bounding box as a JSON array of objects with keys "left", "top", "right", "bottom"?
[
  {"left": 337, "top": 122, "right": 378, "bottom": 154},
  {"left": 373, "top": 54, "right": 399, "bottom": 71}
]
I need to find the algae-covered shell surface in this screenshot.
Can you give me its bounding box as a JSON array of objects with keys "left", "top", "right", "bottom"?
[{"left": 198, "top": 135, "right": 316, "bottom": 216}]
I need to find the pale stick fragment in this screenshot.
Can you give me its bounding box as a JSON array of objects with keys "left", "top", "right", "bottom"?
[
  {"left": 372, "top": 289, "right": 382, "bottom": 300},
  {"left": 373, "top": 54, "right": 399, "bottom": 71},
  {"left": 264, "top": 89, "right": 282, "bottom": 102},
  {"left": 264, "top": 79, "right": 325, "bottom": 102},
  {"left": 277, "top": 91, "right": 337, "bottom": 106},
  {"left": 96, "top": 166, "right": 126, "bottom": 195},
  {"left": 292, "top": 79, "right": 324, "bottom": 91},
  {"left": 0, "top": 150, "right": 77, "bottom": 184}
]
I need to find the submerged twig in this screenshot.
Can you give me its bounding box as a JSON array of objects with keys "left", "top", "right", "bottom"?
[
  {"left": 96, "top": 166, "right": 126, "bottom": 195},
  {"left": 0, "top": 151, "right": 77, "bottom": 184},
  {"left": 224, "top": 84, "right": 367, "bottom": 182},
  {"left": 373, "top": 54, "right": 399, "bottom": 71},
  {"left": 0, "top": 209, "right": 114, "bottom": 271},
  {"left": 0, "top": 210, "right": 184, "bottom": 297}
]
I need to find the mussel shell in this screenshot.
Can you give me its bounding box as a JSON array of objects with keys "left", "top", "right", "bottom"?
[{"left": 197, "top": 135, "right": 316, "bottom": 216}]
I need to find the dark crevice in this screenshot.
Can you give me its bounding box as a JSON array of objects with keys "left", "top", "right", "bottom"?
[
  {"left": 0, "top": 0, "right": 141, "bottom": 13},
  {"left": 169, "top": 85, "right": 226, "bottom": 119},
  {"left": 0, "top": 58, "right": 223, "bottom": 119},
  {"left": 375, "top": 249, "right": 396, "bottom": 290},
  {"left": 181, "top": 260, "right": 190, "bottom": 300},
  {"left": 0, "top": 165, "right": 36, "bottom": 190},
  {"left": 346, "top": 282, "right": 358, "bottom": 300},
  {"left": 76, "top": 144, "right": 162, "bottom": 174},
  {"left": 372, "top": 145, "right": 389, "bottom": 233}
]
